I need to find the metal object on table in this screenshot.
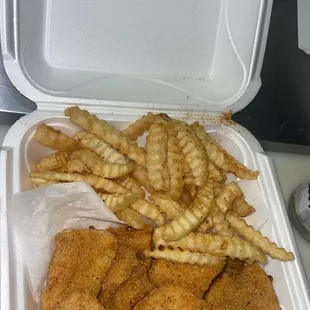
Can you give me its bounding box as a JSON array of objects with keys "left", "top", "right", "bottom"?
[{"left": 289, "top": 181, "right": 310, "bottom": 242}]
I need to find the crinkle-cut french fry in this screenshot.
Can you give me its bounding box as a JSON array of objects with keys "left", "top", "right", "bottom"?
[
  {"left": 144, "top": 248, "right": 225, "bottom": 266},
  {"left": 146, "top": 123, "right": 171, "bottom": 192},
  {"left": 59, "top": 159, "right": 91, "bottom": 174},
  {"left": 29, "top": 171, "right": 128, "bottom": 193},
  {"left": 165, "top": 127, "right": 184, "bottom": 200},
  {"left": 155, "top": 231, "right": 267, "bottom": 264},
  {"left": 185, "top": 183, "right": 198, "bottom": 199},
  {"left": 70, "top": 149, "right": 135, "bottom": 179},
  {"left": 152, "top": 226, "right": 165, "bottom": 247},
  {"left": 35, "top": 151, "right": 69, "bottom": 171},
  {"left": 154, "top": 219, "right": 213, "bottom": 247},
  {"left": 215, "top": 182, "right": 243, "bottom": 213},
  {"left": 232, "top": 197, "right": 256, "bottom": 217},
  {"left": 33, "top": 124, "right": 79, "bottom": 152},
  {"left": 187, "top": 185, "right": 213, "bottom": 212},
  {"left": 226, "top": 211, "right": 294, "bottom": 261},
  {"left": 174, "top": 121, "right": 209, "bottom": 187},
  {"left": 116, "top": 208, "right": 146, "bottom": 230},
  {"left": 178, "top": 201, "right": 188, "bottom": 210},
  {"left": 153, "top": 113, "right": 173, "bottom": 125},
  {"left": 31, "top": 177, "right": 59, "bottom": 188},
  {"left": 150, "top": 193, "right": 184, "bottom": 221},
  {"left": 214, "top": 184, "right": 223, "bottom": 196},
  {"left": 118, "top": 176, "right": 145, "bottom": 198},
  {"left": 130, "top": 165, "right": 151, "bottom": 192},
  {"left": 196, "top": 216, "right": 213, "bottom": 233},
  {"left": 130, "top": 199, "right": 165, "bottom": 227},
  {"left": 64, "top": 106, "right": 146, "bottom": 167},
  {"left": 179, "top": 187, "right": 193, "bottom": 206},
  {"left": 122, "top": 112, "right": 157, "bottom": 140},
  {"left": 212, "top": 206, "right": 233, "bottom": 236},
  {"left": 191, "top": 121, "right": 259, "bottom": 180},
  {"left": 75, "top": 132, "right": 127, "bottom": 164},
  {"left": 208, "top": 162, "right": 225, "bottom": 183},
  {"left": 220, "top": 170, "right": 227, "bottom": 183},
  {"left": 99, "top": 192, "right": 140, "bottom": 213},
  {"left": 162, "top": 184, "right": 214, "bottom": 241},
  {"left": 183, "top": 162, "right": 191, "bottom": 174},
  {"left": 184, "top": 174, "right": 195, "bottom": 185}
]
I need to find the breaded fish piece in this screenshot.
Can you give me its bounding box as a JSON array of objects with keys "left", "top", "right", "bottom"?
[
  {"left": 205, "top": 262, "right": 280, "bottom": 310},
  {"left": 55, "top": 290, "right": 105, "bottom": 310},
  {"left": 133, "top": 284, "right": 209, "bottom": 310},
  {"left": 98, "top": 246, "right": 140, "bottom": 307},
  {"left": 41, "top": 229, "right": 118, "bottom": 310},
  {"left": 111, "top": 263, "right": 154, "bottom": 310},
  {"left": 223, "top": 258, "right": 246, "bottom": 276},
  {"left": 149, "top": 259, "right": 225, "bottom": 298},
  {"left": 107, "top": 225, "right": 153, "bottom": 251}
]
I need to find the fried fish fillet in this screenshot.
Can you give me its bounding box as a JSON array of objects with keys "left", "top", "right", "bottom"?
[
  {"left": 99, "top": 226, "right": 153, "bottom": 309},
  {"left": 222, "top": 258, "right": 246, "bottom": 276},
  {"left": 148, "top": 259, "right": 225, "bottom": 298},
  {"left": 55, "top": 290, "right": 105, "bottom": 310},
  {"left": 133, "top": 284, "right": 209, "bottom": 310},
  {"left": 98, "top": 246, "right": 141, "bottom": 308},
  {"left": 111, "top": 263, "right": 154, "bottom": 310},
  {"left": 205, "top": 261, "right": 280, "bottom": 310},
  {"left": 107, "top": 225, "right": 153, "bottom": 251},
  {"left": 41, "top": 229, "right": 118, "bottom": 310}
]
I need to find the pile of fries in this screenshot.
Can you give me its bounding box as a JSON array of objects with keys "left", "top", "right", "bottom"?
[{"left": 30, "top": 106, "right": 294, "bottom": 266}]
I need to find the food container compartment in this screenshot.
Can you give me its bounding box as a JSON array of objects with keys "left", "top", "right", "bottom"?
[
  {"left": 1, "top": 0, "right": 310, "bottom": 309},
  {"left": 0, "top": 109, "right": 309, "bottom": 309}
]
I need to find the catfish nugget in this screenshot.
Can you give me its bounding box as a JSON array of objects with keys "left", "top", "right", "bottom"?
[{"left": 41, "top": 229, "right": 118, "bottom": 310}]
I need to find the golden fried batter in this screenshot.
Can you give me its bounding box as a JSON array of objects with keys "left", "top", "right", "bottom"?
[
  {"left": 205, "top": 262, "right": 280, "bottom": 310},
  {"left": 133, "top": 284, "right": 209, "bottom": 310},
  {"left": 41, "top": 230, "right": 118, "bottom": 310},
  {"left": 107, "top": 225, "right": 153, "bottom": 251},
  {"left": 222, "top": 258, "right": 246, "bottom": 276},
  {"left": 55, "top": 290, "right": 105, "bottom": 310},
  {"left": 149, "top": 259, "right": 225, "bottom": 298},
  {"left": 111, "top": 264, "right": 154, "bottom": 310},
  {"left": 98, "top": 246, "right": 140, "bottom": 306}
]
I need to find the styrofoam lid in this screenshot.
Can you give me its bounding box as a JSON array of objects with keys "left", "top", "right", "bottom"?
[{"left": 0, "top": 0, "right": 272, "bottom": 113}]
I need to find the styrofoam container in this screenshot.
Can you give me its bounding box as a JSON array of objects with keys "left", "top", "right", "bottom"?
[{"left": 1, "top": 0, "right": 310, "bottom": 309}]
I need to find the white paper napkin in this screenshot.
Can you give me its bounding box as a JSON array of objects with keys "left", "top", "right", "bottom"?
[{"left": 9, "top": 182, "right": 123, "bottom": 304}]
